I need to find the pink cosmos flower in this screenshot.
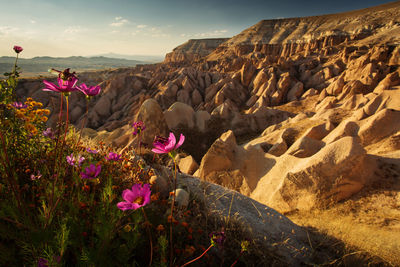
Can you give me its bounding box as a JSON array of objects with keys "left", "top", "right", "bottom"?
[
  {"left": 81, "top": 164, "right": 101, "bottom": 179},
  {"left": 38, "top": 258, "right": 48, "bottom": 267},
  {"left": 78, "top": 156, "right": 85, "bottom": 166},
  {"left": 105, "top": 152, "right": 122, "bottom": 161},
  {"left": 210, "top": 231, "right": 226, "bottom": 247},
  {"left": 13, "top": 45, "right": 23, "bottom": 53},
  {"left": 77, "top": 83, "right": 101, "bottom": 97},
  {"left": 42, "top": 77, "right": 78, "bottom": 93},
  {"left": 86, "top": 147, "right": 98, "bottom": 154},
  {"left": 117, "top": 184, "right": 151, "bottom": 211},
  {"left": 30, "top": 171, "right": 42, "bottom": 181},
  {"left": 152, "top": 132, "right": 185, "bottom": 154},
  {"left": 132, "top": 121, "right": 146, "bottom": 136},
  {"left": 66, "top": 153, "right": 76, "bottom": 166},
  {"left": 43, "top": 128, "right": 55, "bottom": 139},
  {"left": 11, "top": 102, "right": 27, "bottom": 109}
]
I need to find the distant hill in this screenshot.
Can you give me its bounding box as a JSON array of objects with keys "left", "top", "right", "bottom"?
[
  {"left": 0, "top": 56, "right": 152, "bottom": 77},
  {"left": 91, "top": 53, "right": 164, "bottom": 63}
]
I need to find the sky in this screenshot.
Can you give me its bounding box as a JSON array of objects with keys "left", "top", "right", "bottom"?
[{"left": 0, "top": 0, "right": 395, "bottom": 58}]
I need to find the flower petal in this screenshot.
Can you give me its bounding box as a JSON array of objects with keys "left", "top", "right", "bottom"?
[
  {"left": 163, "top": 132, "right": 176, "bottom": 152},
  {"left": 117, "top": 202, "right": 133, "bottom": 211},
  {"left": 122, "top": 189, "right": 136, "bottom": 203},
  {"left": 175, "top": 134, "right": 185, "bottom": 149},
  {"left": 43, "top": 80, "right": 60, "bottom": 92},
  {"left": 151, "top": 148, "right": 167, "bottom": 154}
]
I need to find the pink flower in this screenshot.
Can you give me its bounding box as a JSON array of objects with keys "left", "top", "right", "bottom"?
[
  {"left": 11, "top": 102, "right": 27, "bottom": 109},
  {"left": 81, "top": 164, "right": 101, "bottom": 179},
  {"left": 43, "top": 128, "right": 55, "bottom": 139},
  {"left": 105, "top": 152, "right": 122, "bottom": 161},
  {"left": 77, "top": 83, "right": 101, "bottom": 97},
  {"left": 30, "top": 171, "right": 42, "bottom": 181},
  {"left": 78, "top": 155, "right": 85, "bottom": 166},
  {"left": 152, "top": 132, "right": 185, "bottom": 154},
  {"left": 117, "top": 184, "right": 151, "bottom": 211},
  {"left": 13, "top": 45, "right": 23, "bottom": 53},
  {"left": 86, "top": 147, "right": 98, "bottom": 154},
  {"left": 66, "top": 153, "right": 76, "bottom": 166},
  {"left": 38, "top": 258, "right": 48, "bottom": 267},
  {"left": 132, "top": 121, "right": 146, "bottom": 136},
  {"left": 42, "top": 77, "right": 78, "bottom": 93}
]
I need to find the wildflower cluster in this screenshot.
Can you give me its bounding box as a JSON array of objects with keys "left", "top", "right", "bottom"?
[{"left": 8, "top": 97, "right": 50, "bottom": 135}]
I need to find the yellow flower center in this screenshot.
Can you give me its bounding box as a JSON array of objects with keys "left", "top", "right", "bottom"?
[{"left": 133, "top": 196, "right": 144, "bottom": 205}]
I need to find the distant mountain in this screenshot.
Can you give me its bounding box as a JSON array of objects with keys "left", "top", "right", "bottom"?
[
  {"left": 0, "top": 56, "right": 152, "bottom": 77},
  {"left": 91, "top": 53, "right": 164, "bottom": 63}
]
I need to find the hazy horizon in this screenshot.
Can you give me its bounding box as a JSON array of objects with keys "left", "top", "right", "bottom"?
[{"left": 0, "top": 0, "right": 395, "bottom": 58}]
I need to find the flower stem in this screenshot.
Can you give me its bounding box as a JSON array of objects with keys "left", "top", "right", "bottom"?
[
  {"left": 230, "top": 250, "right": 244, "bottom": 267},
  {"left": 169, "top": 157, "right": 178, "bottom": 266},
  {"left": 142, "top": 208, "right": 153, "bottom": 267},
  {"left": 12, "top": 53, "right": 19, "bottom": 77},
  {"left": 181, "top": 244, "right": 213, "bottom": 267}
]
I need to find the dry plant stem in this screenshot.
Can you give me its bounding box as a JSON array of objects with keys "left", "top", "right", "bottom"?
[
  {"left": 48, "top": 94, "right": 69, "bottom": 228},
  {"left": 142, "top": 208, "right": 153, "bottom": 267},
  {"left": 230, "top": 251, "right": 244, "bottom": 267},
  {"left": 181, "top": 244, "right": 213, "bottom": 267},
  {"left": 169, "top": 157, "right": 178, "bottom": 267}
]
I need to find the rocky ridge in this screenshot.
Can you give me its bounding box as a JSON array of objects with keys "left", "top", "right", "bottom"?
[{"left": 164, "top": 38, "right": 229, "bottom": 64}]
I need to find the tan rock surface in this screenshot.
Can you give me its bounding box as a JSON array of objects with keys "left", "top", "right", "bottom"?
[{"left": 251, "top": 137, "right": 375, "bottom": 212}]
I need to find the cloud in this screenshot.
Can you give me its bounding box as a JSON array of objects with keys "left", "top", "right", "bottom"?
[
  {"left": 193, "top": 29, "right": 228, "bottom": 37},
  {"left": 0, "top": 26, "right": 19, "bottom": 37},
  {"left": 30, "top": 19, "right": 36, "bottom": 24},
  {"left": 110, "top": 17, "right": 129, "bottom": 27},
  {"left": 137, "top": 24, "right": 147, "bottom": 29},
  {"left": 64, "top": 26, "right": 85, "bottom": 34}
]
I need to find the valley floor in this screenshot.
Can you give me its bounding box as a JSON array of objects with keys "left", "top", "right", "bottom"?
[{"left": 287, "top": 158, "right": 400, "bottom": 266}]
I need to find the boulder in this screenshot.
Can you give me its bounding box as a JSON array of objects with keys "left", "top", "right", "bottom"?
[
  {"left": 198, "top": 130, "right": 236, "bottom": 179},
  {"left": 286, "top": 81, "right": 304, "bottom": 102},
  {"left": 301, "top": 88, "right": 318, "bottom": 99},
  {"left": 179, "top": 155, "right": 199, "bottom": 175},
  {"left": 135, "top": 99, "right": 169, "bottom": 146},
  {"left": 251, "top": 136, "right": 375, "bottom": 212},
  {"left": 180, "top": 176, "right": 312, "bottom": 265},
  {"left": 195, "top": 110, "right": 211, "bottom": 132},
  {"left": 172, "top": 188, "right": 190, "bottom": 208},
  {"left": 164, "top": 102, "right": 195, "bottom": 130},
  {"left": 325, "top": 75, "right": 344, "bottom": 95},
  {"left": 177, "top": 90, "right": 191, "bottom": 105},
  {"left": 302, "top": 121, "right": 334, "bottom": 140},
  {"left": 285, "top": 136, "right": 325, "bottom": 158},
  {"left": 191, "top": 89, "right": 203, "bottom": 106},
  {"left": 358, "top": 108, "right": 400, "bottom": 146},
  {"left": 373, "top": 71, "right": 400, "bottom": 94},
  {"left": 240, "top": 61, "right": 256, "bottom": 86},
  {"left": 267, "top": 140, "right": 287, "bottom": 156},
  {"left": 323, "top": 120, "right": 360, "bottom": 144},
  {"left": 251, "top": 68, "right": 269, "bottom": 93}
]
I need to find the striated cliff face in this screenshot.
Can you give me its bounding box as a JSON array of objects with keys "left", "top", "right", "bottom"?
[
  {"left": 164, "top": 38, "right": 229, "bottom": 63},
  {"left": 207, "top": 1, "right": 400, "bottom": 61}
]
